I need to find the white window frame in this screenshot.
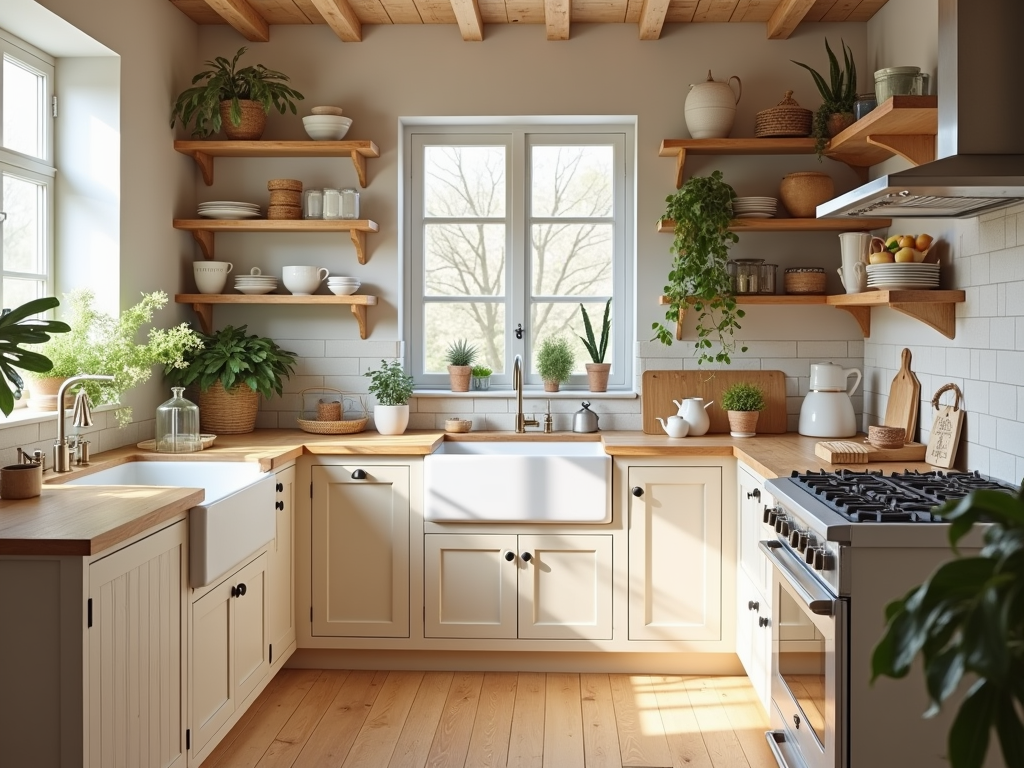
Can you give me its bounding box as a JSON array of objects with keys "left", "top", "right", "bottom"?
[{"left": 404, "top": 119, "right": 634, "bottom": 392}]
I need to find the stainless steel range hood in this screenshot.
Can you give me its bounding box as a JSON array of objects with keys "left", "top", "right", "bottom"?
[{"left": 817, "top": 0, "right": 1024, "bottom": 219}]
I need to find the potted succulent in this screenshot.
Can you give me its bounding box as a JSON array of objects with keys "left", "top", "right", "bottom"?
[
  {"left": 31, "top": 289, "right": 201, "bottom": 425},
  {"left": 721, "top": 381, "right": 765, "bottom": 437},
  {"left": 536, "top": 335, "right": 575, "bottom": 392},
  {"left": 0, "top": 296, "right": 70, "bottom": 417},
  {"left": 364, "top": 359, "right": 414, "bottom": 436},
  {"left": 166, "top": 324, "right": 296, "bottom": 434},
  {"left": 792, "top": 39, "right": 857, "bottom": 156},
  {"left": 654, "top": 171, "right": 747, "bottom": 366},
  {"left": 170, "top": 47, "right": 304, "bottom": 140},
  {"left": 578, "top": 298, "right": 611, "bottom": 392},
  {"left": 471, "top": 365, "right": 493, "bottom": 391},
  {"left": 445, "top": 339, "right": 477, "bottom": 392}
]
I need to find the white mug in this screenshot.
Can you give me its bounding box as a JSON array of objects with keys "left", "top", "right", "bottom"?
[
  {"left": 193, "top": 261, "right": 233, "bottom": 294},
  {"left": 282, "top": 265, "right": 329, "bottom": 295}
]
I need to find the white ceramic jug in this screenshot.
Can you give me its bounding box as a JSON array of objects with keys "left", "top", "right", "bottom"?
[
  {"left": 684, "top": 71, "right": 742, "bottom": 139},
  {"left": 838, "top": 232, "right": 870, "bottom": 294},
  {"left": 673, "top": 397, "right": 713, "bottom": 436},
  {"left": 656, "top": 415, "right": 689, "bottom": 438},
  {"left": 809, "top": 362, "right": 862, "bottom": 394}
]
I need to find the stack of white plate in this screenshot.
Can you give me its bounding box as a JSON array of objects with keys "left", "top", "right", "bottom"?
[
  {"left": 198, "top": 201, "right": 261, "bottom": 220},
  {"left": 234, "top": 274, "right": 279, "bottom": 295},
  {"left": 866, "top": 262, "right": 940, "bottom": 291},
  {"left": 732, "top": 197, "right": 778, "bottom": 219},
  {"left": 327, "top": 276, "right": 361, "bottom": 296}
]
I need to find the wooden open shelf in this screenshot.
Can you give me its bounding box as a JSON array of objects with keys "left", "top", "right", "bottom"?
[
  {"left": 659, "top": 138, "right": 817, "bottom": 188},
  {"left": 173, "top": 219, "right": 379, "bottom": 264},
  {"left": 658, "top": 290, "right": 965, "bottom": 340},
  {"left": 175, "top": 294, "right": 378, "bottom": 339},
  {"left": 657, "top": 218, "right": 891, "bottom": 233},
  {"left": 824, "top": 96, "right": 937, "bottom": 167},
  {"left": 174, "top": 140, "right": 380, "bottom": 187}
]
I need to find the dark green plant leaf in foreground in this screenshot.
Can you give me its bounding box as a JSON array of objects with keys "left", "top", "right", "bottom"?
[{"left": 0, "top": 297, "right": 71, "bottom": 416}]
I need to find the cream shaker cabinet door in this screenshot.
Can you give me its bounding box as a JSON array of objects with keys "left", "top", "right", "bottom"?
[
  {"left": 87, "top": 521, "right": 187, "bottom": 768},
  {"left": 517, "top": 534, "right": 613, "bottom": 641},
  {"left": 190, "top": 577, "right": 235, "bottom": 756},
  {"left": 424, "top": 534, "right": 518, "bottom": 639},
  {"left": 267, "top": 465, "right": 296, "bottom": 662},
  {"left": 627, "top": 465, "right": 723, "bottom": 641},
  {"left": 311, "top": 464, "right": 410, "bottom": 637},
  {"left": 231, "top": 553, "right": 269, "bottom": 704},
  {"left": 737, "top": 465, "right": 772, "bottom": 595},
  {"left": 735, "top": 569, "right": 772, "bottom": 715}
]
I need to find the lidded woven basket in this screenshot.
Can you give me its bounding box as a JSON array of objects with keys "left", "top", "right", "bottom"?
[{"left": 755, "top": 91, "right": 813, "bottom": 138}]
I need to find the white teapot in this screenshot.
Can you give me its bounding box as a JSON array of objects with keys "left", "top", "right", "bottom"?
[
  {"left": 656, "top": 415, "right": 689, "bottom": 438},
  {"left": 673, "top": 397, "right": 713, "bottom": 436}
]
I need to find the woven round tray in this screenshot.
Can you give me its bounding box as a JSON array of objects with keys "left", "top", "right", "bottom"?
[
  {"left": 296, "top": 388, "right": 368, "bottom": 435},
  {"left": 755, "top": 90, "right": 812, "bottom": 138}
]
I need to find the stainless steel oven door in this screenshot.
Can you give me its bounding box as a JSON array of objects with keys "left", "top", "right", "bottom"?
[{"left": 759, "top": 541, "right": 847, "bottom": 768}]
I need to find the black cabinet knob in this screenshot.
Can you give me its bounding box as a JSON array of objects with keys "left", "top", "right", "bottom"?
[
  {"left": 275, "top": 500, "right": 284, "bottom": 511},
  {"left": 504, "top": 551, "right": 515, "bottom": 562},
  {"left": 747, "top": 600, "right": 759, "bottom": 612},
  {"left": 521, "top": 552, "right": 533, "bottom": 562},
  {"left": 631, "top": 486, "right": 644, "bottom": 497},
  {"left": 276, "top": 482, "right": 283, "bottom": 492},
  {"left": 758, "top": 616, "right": 770, "bottom": 628},
  {"left": 793, "top": 714, "right": 801, "bottom": 730},
  {"left": 747, "top": 489, "right": 761, "bottom": 501},
  {"left": 352, "top": 469, "right": 367, "bottom": 480},
  {"left": 231, "top": 583, "right": 247, "bottom": 598}
]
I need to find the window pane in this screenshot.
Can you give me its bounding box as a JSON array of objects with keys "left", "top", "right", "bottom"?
[
  {"left": 531, "top": 223, "right": 613, "bottom": 297},
  {"left": 531, "top": 302, "right": 609, "bottom": 376},
  {"left": 3, "top": 173, "right": 45, "bottom": 274},
  {"left": 3, "top": 277, "right": 43, "bottom": 311},
  {"left": 424, "top": 302, "right": 505, "bottom": 374},
  {"left": 424, "top": 146, "right": 505, "bottom": 218},
  {"left": 425, "top": 223, "right": 505, "bottom": 297},
  {"left": 3, "top": 56, "right": 44, "bottom": 159},
  {"left": 531, "top": 145, "right": 613, "bottom": 218}
]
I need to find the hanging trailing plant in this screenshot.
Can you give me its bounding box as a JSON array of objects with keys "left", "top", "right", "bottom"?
[{"left": 653, "top": 170, "right": 746, "bottom": 366}]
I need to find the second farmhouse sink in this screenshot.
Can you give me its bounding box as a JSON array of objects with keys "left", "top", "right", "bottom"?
[
  {"left": 66, "top": 461, "right": 275, "bottom": 587},
  {"left": 424, "top": 441, "right": 611, "bottom": 523}
]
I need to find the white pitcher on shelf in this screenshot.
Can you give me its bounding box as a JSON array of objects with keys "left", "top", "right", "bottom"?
[{"left": 673, "top": 397, "right": 713, "bottom": 436}]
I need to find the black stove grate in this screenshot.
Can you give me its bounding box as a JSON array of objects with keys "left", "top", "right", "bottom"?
[{"left": 788, "top": 469, "right": 1017, "bottom": 522}]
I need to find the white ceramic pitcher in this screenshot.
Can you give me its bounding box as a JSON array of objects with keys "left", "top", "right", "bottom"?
[
  {"left": 838, "top": 232, "right": 870, "bottom": 293},
  {"left": 673, "top": 397, "right": 713, "bottom": 436},
  {"left": 684, "top": 71, "right": 742, "bottom": 139}
]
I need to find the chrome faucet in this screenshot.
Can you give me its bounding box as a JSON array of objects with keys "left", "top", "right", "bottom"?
[
  {"left": 53, "top": 374, "right": 114, "bottom": 472},
  {"left": 513, "top": 354, "right": 539, "bottom": 433}
]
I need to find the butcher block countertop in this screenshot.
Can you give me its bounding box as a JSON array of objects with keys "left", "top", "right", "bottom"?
[{"left": 1, "top": 429, "right": 937, "bottom": 557}]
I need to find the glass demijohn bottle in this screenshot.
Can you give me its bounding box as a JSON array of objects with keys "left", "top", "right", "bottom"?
[{"left": 155, "top": 387, "right": 201, "bottom": 453}]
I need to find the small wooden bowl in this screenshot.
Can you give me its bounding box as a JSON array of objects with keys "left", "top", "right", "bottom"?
[
  {"left": 445, "top": 418, "right": 472, "bottom": 433},
  {"left": 868, "top": 425, "right": 906, "bottom": 449}
]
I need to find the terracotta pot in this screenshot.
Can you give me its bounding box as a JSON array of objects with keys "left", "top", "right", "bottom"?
[
  {"left": 779, "top": 172, "right": 835, "bottom": 218},
  {"left": 219, "top": 99, "right": 267, "bottom": 140},
  {"left": 826, "top": 111, "right": 856, "bottom": 137},
  {"left": 585, "top": 363, "right": 611, "bottom": 392},
  {"left": 448, "top": 365, "right": 472, "bottom": 392},
  {"left": 727, "top": 410, "right": 759, "bottom": 437},
  {"left": 543, "top": 380, "right": 560, "bottom": 393},
  {"left": 27, "top": 376, "right": 71, "bottom": 412},
  {"left": 198, "top": 381, "right": 260, "bottom": 434}
]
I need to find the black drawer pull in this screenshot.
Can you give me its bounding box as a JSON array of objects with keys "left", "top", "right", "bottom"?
[{"left": 352, "top": 469, "right": 367, "bottom": 480}]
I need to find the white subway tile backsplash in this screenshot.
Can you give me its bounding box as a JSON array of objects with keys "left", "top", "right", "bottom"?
[
  {"left": 797, "top": 341, "right": 848, "bottom": 359},
  {"left": 989, "top": 383, "right": 1017, "bottom": 421},
  {"left": 1006, "top": 215, "right": 1018, "bottom": 249},
  {"left": 990, "top": 450, "right": 1017, "bottom": 485},
  {"left": 971, "top": 253, "right": 990, "bottom": 286},
  {"left": 991, "top": 318, "right": 1016, "bottom": 350},
  {"left": 981, "top": 216, "right": 1007, "bottom": 252},
  {"left": 278, "top": 339, "right": 325, "bottom": 357}
]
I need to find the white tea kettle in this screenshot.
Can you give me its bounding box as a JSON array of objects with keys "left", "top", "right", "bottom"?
[
  {"left": 799, "top": 362, "right": 862, "bottom": 438},
  {"left": 656, "top": 415, "right": 689, "bottom": 438}
]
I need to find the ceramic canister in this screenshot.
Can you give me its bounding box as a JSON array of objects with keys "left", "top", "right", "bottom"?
[{"left": 684, "top": 71, "right": 742, "bottom": 139}]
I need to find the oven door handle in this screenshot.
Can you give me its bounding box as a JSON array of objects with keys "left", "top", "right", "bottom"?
[{"left": 759, "top": 540, "right": 836, "bottom": 616}]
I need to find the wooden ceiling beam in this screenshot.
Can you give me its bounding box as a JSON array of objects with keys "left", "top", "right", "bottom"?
[
  {"left": 450, "top": 0, "right": 484, "bottom": 40},
  {"left": 308, "top": 0, "right": 363, "bottom": 41},
  {"left": 545, "top": 0, "right": 571, "bottom": 40},
  {"left": 766, "top": 0, "right": 816, "bottom": 38},
  {"left": 637, "top": 0, "right": 671, "bottom": 39},
  {"left": 203, "top": 0, "right": 270, "bottom": 41}
]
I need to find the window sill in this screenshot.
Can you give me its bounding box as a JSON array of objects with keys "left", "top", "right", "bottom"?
[
  {"left": 412, "top": 389, "right": 638, "bottom": 400},
  {"left": 0, "top": 402, "right": 119, "bottom": 429}
]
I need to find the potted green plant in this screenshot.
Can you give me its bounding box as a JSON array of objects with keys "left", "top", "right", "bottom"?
[
  {"left": 872, "top": 487, "right": 1024, "bottom": 768},
  {"left": 0, "top": 296, "right": 70, "bottom": 417},
  {"left": 166, "top": 324, "right": 296, "bottom": 434},
  {"left": 471, "top": 365, "right": 493, "bottom": 391},
  {"left": 445, "top": 339, "right": 478, "bottom": 392},
  {"left": 31, "top": 289, "right": 201, "bottom": 425},
  {"left": 721, "top": 381, "right": 765, "bottom": 437},
  {"left": 579, "top": 298, "right": 611, "bottom": 392},
  {"left": 364, "top": 359, "right": 414, "bottom": 436},
  {"left": 792, "top": 39, "right": 857, "bottom": 156},
  {"left": 653, "top": 171, "right": 746, "bottom": 366},
  {"left": 170, "top": 47, "right": 304, "bottom": 140},
  {"left": 536, "top": 335, "right": 575, "bottom": 392}
]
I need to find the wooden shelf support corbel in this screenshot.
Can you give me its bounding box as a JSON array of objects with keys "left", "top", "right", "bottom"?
[
  {"left": 674, "top": 148, "right": 687, "bottom": 189},
  {"left": 835, "top": 305, "right": 871, "bottom": 337},
  {"left": 865, "top": 134, "right": 936, "bottom": 167},
  {"left": 349, "top": 229, "right": 367, "bottom": 264},
  {"left": 191, "top": 303, "right": 214, "bottom": 334},
  {"left": 192, "top": 151, "right": 215, "bottom": 185},
  {"left": 192, "top": 230, "right": 215, "bottom": 260},
  {"left": 350, "top": 150, "right": 368, "bottom": 188},
  {"left": 350, "top": 304, "right": 369, "bottom": 339},
  {"left": 889, "top": 301, "right": 956, "bottom": 339}
]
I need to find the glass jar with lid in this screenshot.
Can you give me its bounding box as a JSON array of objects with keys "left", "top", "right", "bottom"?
[
  {"left": 322, "top": 188, "right": 342, "bottom": 220},
  {"left": 155, "top": 387, "right": 201, "bottom": 453},
  {"left": 728, "top": 258, "right": 764, "bottom": 294},
  {"left": 759, "top": 263, "right": 778, "bottom": 294},
  {"left": 339, "top": 188, "right": 360, "bottom": 219}
]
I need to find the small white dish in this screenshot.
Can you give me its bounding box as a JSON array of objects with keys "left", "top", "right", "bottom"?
[
  {"left": 328, "top": 284, "right": 360, "bottom": 295},
  {"left": 302, "top": 115, "right": 352, "bottom": 141},
  {"left": 199, "top": 210, "right": 262, "bottom": 220},
  {"left": 235, "top": 285, "right": 277, "bottom": 295}
]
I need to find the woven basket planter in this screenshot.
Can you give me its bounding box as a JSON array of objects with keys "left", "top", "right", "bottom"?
[
  {"left": 199, "top": 381, "right": 260, "bottom": 434},
  {"left": 448, "top": 365, "right": 472, "bottom": 392},
  {"left": 219, "top": 100, "right": 266, "bottom": 140},
  {"left": 27, "top": 376, "right": 71, "bottom": 411},
  {"left": 727, "top": 410, "right": 760, "bottom": 437}
]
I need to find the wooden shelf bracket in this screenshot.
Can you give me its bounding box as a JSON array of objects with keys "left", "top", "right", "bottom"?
[
  {"left": 889, "top": 300, "right": 956, "bottom": 339},
  {"left": 864, "top": 134, "right": 935, "bottom": 167},
  {"left": 835, "top": 305, "right": 871, "bottom": 336},
  {"left": 191, "top": 229, "right": 215, "bottom": 260},
  {"left": 349, "top": 229, "right": 367, "bottom": 265},
  {"left": 191, "top": 302, "right": 214, "bottom": 335}
]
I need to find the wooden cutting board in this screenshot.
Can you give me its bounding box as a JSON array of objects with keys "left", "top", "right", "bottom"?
[
  {"left": 642, "top": 370, "right": 787, "bottom": 435},
  {"left": 883, "top": 348, "right": 921, "bottom": 442},
  {"left": 815, "top": 440, "right": 927, "bottom": 464}
]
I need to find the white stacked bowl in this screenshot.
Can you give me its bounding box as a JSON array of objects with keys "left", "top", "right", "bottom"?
[
  {"left": 327, "top": 276, "right": 360, "bottom": 295},
  {"left": 302, "top": 115, "right": 352, "bottom": 141}
]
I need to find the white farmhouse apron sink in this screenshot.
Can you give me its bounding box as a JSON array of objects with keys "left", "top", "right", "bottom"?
[
  {"left": 66, "top": 460, "right": 275, "bottom": 587},
  {"left": 424, "top": 442, "right": 611, "bottom": 523}
]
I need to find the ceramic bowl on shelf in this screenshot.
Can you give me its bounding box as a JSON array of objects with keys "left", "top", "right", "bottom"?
[
  {"left": 328, "top": 283, "right": 361, "bottom": 295},
  {"left": 302, "top": 115, "right": 352, "bottom": 141}
]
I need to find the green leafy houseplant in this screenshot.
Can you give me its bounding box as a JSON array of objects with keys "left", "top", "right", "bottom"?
[
  {"left": 536, "top": 335, "right": 575, "bottom": 392},
  {"left": 35, "top": 289, "right": 201, "bottom": 426},
  {"left": 0, "top": 297, "right": 71, "bottom": 416},
  {"left": 578, "top": 299, "right": 611, "bottom": 364},
  {"left": 364, "top": 359, "right": 414, "bottom": 407},
  {"left": 872, "top": 486, "right": 1024, "bottom": 768},
  {"left": 654, "top": 171, "right": 746, "bottom": 366},
  {"left": 471, "top": 366, "right": 493, "bottom": 379},
  {"left": 170, "top": 47, "right": 304, "bottom": 139},
  {"left": 721, "top": 382, "right": 766, "bottom": 411},
  {"left": 792, "top": 39, "right": 857, "bottom": 156}
]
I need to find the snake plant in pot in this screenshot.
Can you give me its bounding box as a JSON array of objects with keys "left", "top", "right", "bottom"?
[
  {"left": 792, "top": 38, "right": 857, "bottom": 156},
  {"left": 578, "top": 298, "right": 611, "bottom": 392},
  {"left": 445, "top": 339, "right": 478, "bottom": 392}
]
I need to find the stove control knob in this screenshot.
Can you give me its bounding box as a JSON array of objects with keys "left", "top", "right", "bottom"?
[
  {"left": 762, "top": 506, "right": 772, "bottom": 524},
  {"left": 773, "top": 514, "right": 784, "bottom": 533},
  {"left": 806, "top": 546, "right": 818, "bottom": 565},
  {"left": 797, "top": 532, "right": 809, "bottom": 552},
  {"left": 778, "top": 519, "right": 791, "bottom": 537},
  {"left": 789, "top": 529, "right": 802, "bottom": 548},
  {"left": 812, "top": 548, "right": 836, "bottom": 571},
  {"left": 766, "top": 507, "right": 779, "bottom": 526}
]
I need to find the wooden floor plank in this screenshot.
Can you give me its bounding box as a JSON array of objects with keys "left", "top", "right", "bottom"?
[
  {"left": 650, "top": 676, "right": 715, "bottom": 768},
  {"left": 580, "top": 673, "right": 623, "bottom": 768},
  {"left": 543, "top": 673, "right": 584, "bottom": 768},
  {"left": 424, "top": 671, "right": 485, "bottom": 768},
  {"left": 206, "top": 669, "right": 322, "bottom": 768},
  {"left": 205, "top": 667, "right": 296, "bottom": 765},
  {"left": 708, "top": 677, "right": 775, "bottom": 768},
  {"left": 507, "top": 671, "right": 546, "bottom": 768},
  {"left": 388, "top": 672, "right": 455, "bottom": 768},
  {"left": 609, "top": 675, "right": 673, "bottom": 768},
  {"left": 256, "top": 671, "right": 351, "bottom": 768},
  {"left": 343, "top": 671, "right": 425, "bottom": 767},
  {"left": 464, "top": 672, "right": 519, "bottom": 768},
  {"left": 682, "top": 677, "right": 752, "bottom": 768},
  {"left": 291, "top": 670, "right": 388, "bottom": 768}
]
